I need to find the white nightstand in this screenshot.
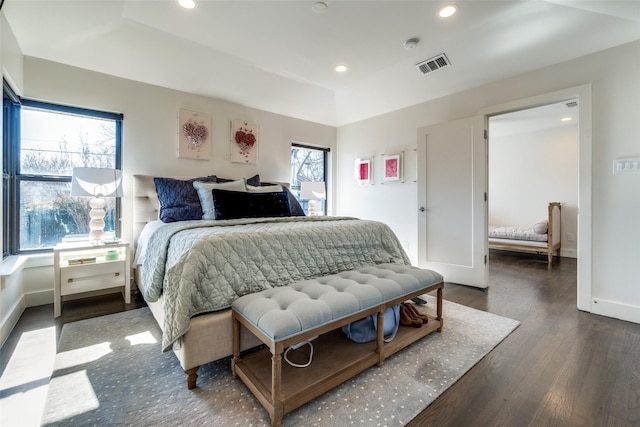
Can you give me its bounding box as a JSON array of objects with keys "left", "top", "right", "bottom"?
[{"left": 53, "top": 241, "right": 131, "bottom": 317}]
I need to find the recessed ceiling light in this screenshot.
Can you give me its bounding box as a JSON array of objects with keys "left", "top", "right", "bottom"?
[
  {"left": 439, "top": 5, "right": 458, "bottom": 18},
  {"left": 335, "top": 65, "right": 348, "bottom": 73},
  {"left": 561, "top": 117, "right": 573, "bottom": 122},
  {"left": 178, "top": 0, "right": 196, "bottom": 9}
]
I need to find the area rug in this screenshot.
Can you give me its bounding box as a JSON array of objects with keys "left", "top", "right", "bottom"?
[{"left": 41, "top": 296, "right": 519, "bottom": 426}]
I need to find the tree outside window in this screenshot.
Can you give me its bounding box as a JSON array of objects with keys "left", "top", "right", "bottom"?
[{"left": 290, "top": 144, "right": 328, "bottom": 215}]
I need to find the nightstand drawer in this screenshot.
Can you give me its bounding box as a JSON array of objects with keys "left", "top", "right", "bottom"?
[{"left": 60, "top": 260, "right": 126, "bottom": 296}]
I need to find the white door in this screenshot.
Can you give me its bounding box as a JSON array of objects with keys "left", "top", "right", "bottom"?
[{"left": 417, "top": 116, "right": 488, "bottom": 288}]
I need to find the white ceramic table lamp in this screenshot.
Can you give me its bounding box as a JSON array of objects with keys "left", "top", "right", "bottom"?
[
  {"left": 71, "top": 167, "right": 123, "bottom": 243},
  {"left": 299, "top": 181, "right": 326, "bottom": 216}
]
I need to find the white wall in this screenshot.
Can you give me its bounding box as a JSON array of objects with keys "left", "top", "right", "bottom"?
[
  {"left": 488, "top": 125, "right": 578, "bottom": 256},
  {"left": 1, "top": 13, "right": 23, "bottom": 94},
  {"left": 336, "top": 40, "right": 640, "bottom": 323}
]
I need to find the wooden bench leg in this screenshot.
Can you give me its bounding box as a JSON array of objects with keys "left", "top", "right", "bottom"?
[
  {"left": 271, "top": 352, "right": 283, "bottom": 427},
  {"left": 185, "top": 366, "right": 199, "bottom": 389},
  {"left": 436, "top": 285, "right": 444, "bottom": 332},
  {"left": 376, "top": 310, "right": 385, "bottom": 367},
  {"left": 232, "top": 315, "right": 241, "bottom": 379}
]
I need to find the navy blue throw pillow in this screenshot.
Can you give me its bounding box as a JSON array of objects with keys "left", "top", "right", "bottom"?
[
  {"left": 211, "top": 189, "right": 291, "bottom": 220},
  {"left": 262, "top": 183, "right": 306, "bottom": 216},
  {"left": 154, "top": 176, "right": 217, "bottom": 222}
]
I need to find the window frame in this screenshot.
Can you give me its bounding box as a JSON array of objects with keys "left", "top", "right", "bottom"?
[
  {"left": 291, "top": 142, "right": 329, "bottom": 216},
  {"left": 3, "top": 80, "right": 20, "bottom": 258},
  {"left": 3, "top": 82, "right": 123, "bottom": 255}
]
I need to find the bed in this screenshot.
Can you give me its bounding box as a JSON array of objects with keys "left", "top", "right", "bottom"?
[
  {"left": 132, "top": 174, "right": 412, "bottom": 389},
  {"left": 488, "top": 202, "right": 561, "bottom": 263}
]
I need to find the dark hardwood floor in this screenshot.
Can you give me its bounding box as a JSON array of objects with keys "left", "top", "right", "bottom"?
[
  {"left": 410, "top": 250, "right": 640, "bottom": 427},
  {"left": 1, "top": 250, "right": 638, "bottom": 426}
]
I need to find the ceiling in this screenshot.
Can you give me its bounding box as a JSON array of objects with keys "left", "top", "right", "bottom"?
[
  {"left": 490, "top": 99, "right": 579, "bottom": 138},
  {"left": 3, "top": 1, "right": 640, "bottom": 126}
]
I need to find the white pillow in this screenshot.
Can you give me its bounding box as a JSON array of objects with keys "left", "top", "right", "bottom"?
[
  {"left": 532, "top": 220, "right": 548, "bottom": 234},
  {"left": 246, "top": 184, "right": 283, "bottom": 193},
  {"left": 193, "top": 179, "right": 246, "bottom": 220}
]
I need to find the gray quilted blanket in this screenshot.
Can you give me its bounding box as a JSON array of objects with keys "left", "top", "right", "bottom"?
[{"left": 138, "top": 216, "right": 411, "bottom": 351}]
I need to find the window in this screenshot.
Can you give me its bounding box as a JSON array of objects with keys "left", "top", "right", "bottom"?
[
  {"left": 290, "top": 143, "right": 329, "bottom": 215},
  {"left": 3, "top": 81, "right": 122, "bottom": 254}
]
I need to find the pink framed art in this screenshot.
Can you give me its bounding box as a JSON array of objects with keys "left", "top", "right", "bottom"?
[
  {"left": 355, "top": 158, "right": 372, "bottom": 185},
  {"left": 382, "top": 154, "right": 402, "bottom": 182}
]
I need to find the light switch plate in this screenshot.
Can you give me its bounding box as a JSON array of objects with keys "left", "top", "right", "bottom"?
[{"left": 613, "top": 157, "right": 640, "bottom": 174}]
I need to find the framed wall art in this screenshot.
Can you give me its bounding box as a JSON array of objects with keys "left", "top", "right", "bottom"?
[
  {"left": 355, "top": 158, "right": 372, "bottom": 185},
  {"left": 382, "top": 153, "right": 403, "bottom": 182},
  {"left": 231, "top": 119, "right": 258, "bottom": 164},
  {"left": 178, "top": 109, "right": 211, "bottom": 160}
]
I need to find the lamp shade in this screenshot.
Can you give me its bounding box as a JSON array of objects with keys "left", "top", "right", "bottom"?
[
  {"left": 299, "top": 181, "right": 326, "bottom": 200},
  {"left": 71, "top": 167, "right": 123, "bottom": 198}
]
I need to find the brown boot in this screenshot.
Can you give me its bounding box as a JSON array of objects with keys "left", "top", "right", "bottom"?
[
  {"left": 400, "top": 304, "right": 422, "bottom": 327},
  {"left": 404, "top": 303, "right": 429, "bottom": 324}
]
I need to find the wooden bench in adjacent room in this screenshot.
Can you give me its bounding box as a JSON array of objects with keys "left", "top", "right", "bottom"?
[{"left": 231, "top": 263, "right": 444, "bottom": 427}]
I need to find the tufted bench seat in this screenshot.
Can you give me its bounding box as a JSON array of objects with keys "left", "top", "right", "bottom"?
[
  {"left": 232, "top": 263, "right": 443, "bottom": 343},
  {"left": 231, "top": 263, "right": 444, "bottom": 427}
]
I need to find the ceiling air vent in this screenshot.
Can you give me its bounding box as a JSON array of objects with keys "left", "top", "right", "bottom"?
[
  {"left": 566, "top": 101, "right": 578, "bottom": 108},
  {"left": 416, "top": 53, "right": 450, "bottom": 75}
]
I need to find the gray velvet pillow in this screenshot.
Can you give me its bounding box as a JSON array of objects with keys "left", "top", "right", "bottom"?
[{"left": 533, "top": 220, "right": 548, "bottom": 234}]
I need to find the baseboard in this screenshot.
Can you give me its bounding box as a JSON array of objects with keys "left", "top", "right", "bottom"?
[
  {"left": 591, "top": 298, "right": 640, "bottom": 324},
  {"left": 24, "top": 288, "right": 124, "bottom": 307},
  {"left": 24, "top": 289, "right": 54, "bottom": 307},
  {"left": 560, "top": 248, "right": 577, "bottom": 258},
  {"left": 0, "top": 295, "right": 25, "bottom": 349}
]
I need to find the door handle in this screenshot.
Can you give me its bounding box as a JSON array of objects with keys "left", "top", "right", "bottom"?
[{"left": 419, "top": 207, "right": 428, "bottom": 212}]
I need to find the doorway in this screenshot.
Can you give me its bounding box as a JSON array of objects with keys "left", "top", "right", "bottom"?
[
  {"left": 488, "top": 100, "right": 579, "bottom": 261},
  {"left": 482, "top": 85, "right": 591, "bottom": 311},
  {"left": 417, "top": 84, "right": 592, "bottom": 310}
]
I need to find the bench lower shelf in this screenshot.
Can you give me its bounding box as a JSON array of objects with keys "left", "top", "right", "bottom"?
[{"left": 232, "top": 296, "right": 443, "bottom": 427}]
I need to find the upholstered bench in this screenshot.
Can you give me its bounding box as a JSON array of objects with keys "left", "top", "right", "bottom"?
[{"left": 231, "top": 263, "right": 444, "bottom": 427}]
